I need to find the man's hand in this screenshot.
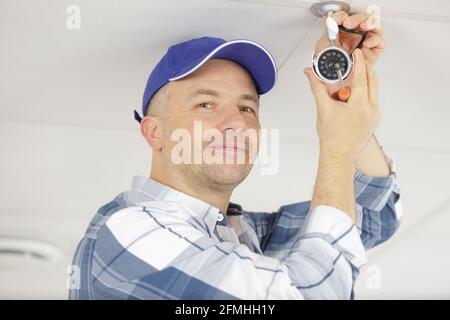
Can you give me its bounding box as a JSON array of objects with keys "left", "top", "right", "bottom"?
[
  {"left": 315, "top": 11, "right": 386, "bottom": 97},
  {"left": 305, "top": 49, "right": 381, "bottom": 160},
  {"left": 315, "top": 11, "right": 386, "bottom": 66},
  {"left": 305, "top": 49, "right": 381, "bottom": 222},
  {"left": 314, "top": 11, "right": 391, "bottom": 178}
]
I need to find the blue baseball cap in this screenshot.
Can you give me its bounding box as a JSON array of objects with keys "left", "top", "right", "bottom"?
[{"left": 134, "top": 36, "right": 278, "bottom": 123}]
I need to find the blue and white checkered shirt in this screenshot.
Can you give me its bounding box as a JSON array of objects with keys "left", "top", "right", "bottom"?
[{"left": 69, "top": 151, "right": 402, "bottom": 300}]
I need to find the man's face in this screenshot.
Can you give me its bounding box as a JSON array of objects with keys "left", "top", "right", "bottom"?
[{"left": 160, "top": 58, "right": 261, "bottom": 189}]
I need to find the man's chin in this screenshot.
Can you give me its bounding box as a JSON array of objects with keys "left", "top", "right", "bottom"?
[{"left": 203, "top": 164, "right": 252, "bottom": 187}]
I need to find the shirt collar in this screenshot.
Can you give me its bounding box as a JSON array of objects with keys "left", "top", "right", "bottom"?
[{"left": 130, "top": 176, "right": 243, "bottom": 232}]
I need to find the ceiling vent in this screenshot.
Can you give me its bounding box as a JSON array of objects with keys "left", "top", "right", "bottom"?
[{"left": 0, "top": 236, "right": 62, "bottom": 265}]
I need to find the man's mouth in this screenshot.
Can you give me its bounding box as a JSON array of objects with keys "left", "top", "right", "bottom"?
[{"left": 207, "top": 144, "right": 247, "bottom": 153}]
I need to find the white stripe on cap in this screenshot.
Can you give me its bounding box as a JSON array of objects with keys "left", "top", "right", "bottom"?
[{"left": 168, "top": 39, "right": 278, "bottom": 87}]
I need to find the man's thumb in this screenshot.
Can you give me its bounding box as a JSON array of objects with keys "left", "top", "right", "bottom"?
[{"left": 303, "top": 67, "right": 329, "bottom": 106}]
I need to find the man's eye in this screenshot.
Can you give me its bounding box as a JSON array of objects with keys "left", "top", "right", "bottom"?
[
  {"left": 198, "top": 102, "right": 212, "bottom": 109},
  {"left": 240, "top": 106, "right": 255, "bottom": 114}
]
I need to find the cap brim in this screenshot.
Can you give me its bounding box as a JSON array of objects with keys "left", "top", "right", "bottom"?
[{"left": 169, "top": 39, "right": 277, "bottom": 95}]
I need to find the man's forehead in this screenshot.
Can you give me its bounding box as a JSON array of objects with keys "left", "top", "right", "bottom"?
[
  {"left": 185, "top": 87, "right": 259, "bottom": 105},
  {"left": 172, "top": 60, "right": 258, "bottom": 98}
]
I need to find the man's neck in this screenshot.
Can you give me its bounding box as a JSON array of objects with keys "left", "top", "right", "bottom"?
[{"left": 150, "top": 171, "right": 233, "bottom": 214}]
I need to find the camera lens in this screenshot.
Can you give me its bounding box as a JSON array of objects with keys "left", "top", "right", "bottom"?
[{"left": 317, "top": 49, "right": 349, "bottom": 81}]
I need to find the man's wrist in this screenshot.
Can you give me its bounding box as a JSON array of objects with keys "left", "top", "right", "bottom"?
[
  {"left": 311, "top": 147, "right": 357, "bottom": 223},
  {"left": 319, "top": 146, "right": 357, "bottom": 171}
]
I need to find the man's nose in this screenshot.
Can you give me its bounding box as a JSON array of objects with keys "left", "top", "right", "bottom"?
[{"left": 215, "top": 105, "right": 248, "bottom": 132}]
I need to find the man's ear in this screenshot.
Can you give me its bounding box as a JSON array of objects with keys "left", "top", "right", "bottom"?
[{"left": 140, "top": 116, "right": 163, "bottom": 151}]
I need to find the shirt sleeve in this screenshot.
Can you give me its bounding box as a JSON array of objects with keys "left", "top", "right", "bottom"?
[
  {"left": 90, "top": 204, "right": 365, "bottom": 300},
  {"left": 353, "top": 146, "right": 403, "bottom": 249},
  {"left": 245, "top": 146, "right": 402, "bottom": 253}
]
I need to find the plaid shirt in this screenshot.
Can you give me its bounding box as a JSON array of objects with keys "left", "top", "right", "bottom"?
[{"left": 69, "top": 150, "right": 402, "bottom": 300}]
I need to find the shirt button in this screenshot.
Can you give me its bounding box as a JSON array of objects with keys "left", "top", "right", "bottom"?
[{"left": 217, "top": 213, "right": 224, "bottom": 222}]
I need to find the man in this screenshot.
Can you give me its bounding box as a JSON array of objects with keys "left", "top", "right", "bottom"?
[{"left": 69, "top": 11, "right": 401, "bottom": 299}]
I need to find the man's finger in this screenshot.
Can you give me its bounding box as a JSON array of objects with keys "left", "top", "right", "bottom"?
[
  {"left": 333, "top": 11, "right": 349, "bottom": 25},
  {"left": 343, "top": 13, "right": 369, "bottom": 29},
  {"left": 365, "top": 60, "right": 379, "bottom": 107},
  {"left": 363, "top": 46, "right": 384, "bottom": 64},
  {"left": 320, "top": 11, "right": 349, "bottom": 26},
  {"left": 304, "top": 68, "right": 331, "bottom": 108},
  {"left": 361, "top": 48, "right": 378, "bottom": 65},
  {"left": 360, "top": 18, "right": 384, "bottom": 34},
  {"left": 362, "top": 34, "right": 386, "bottom": 50},
  {"left": 349, "top": 49, "right": 368, "bottom": 103}
]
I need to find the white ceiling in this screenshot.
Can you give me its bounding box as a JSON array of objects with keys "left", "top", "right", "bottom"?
[{"left": 1, "top": 0, "right": 449, "bottom": 299}]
